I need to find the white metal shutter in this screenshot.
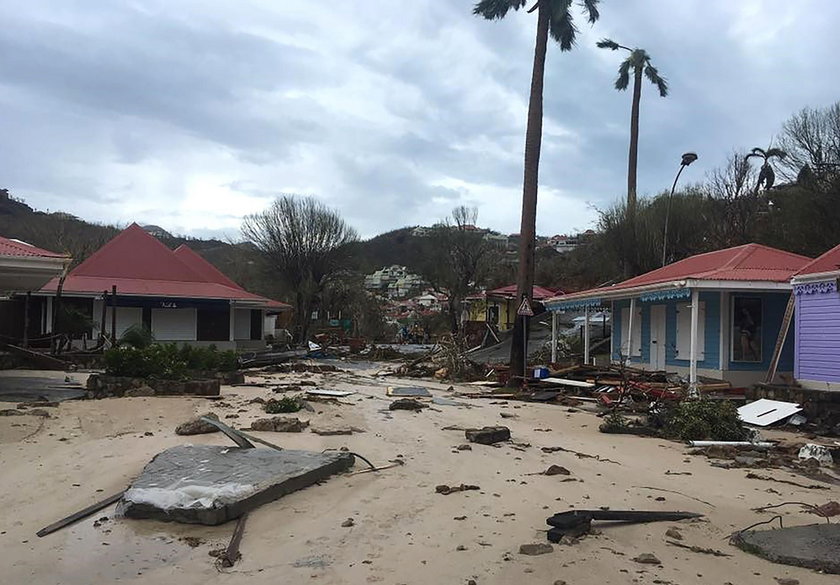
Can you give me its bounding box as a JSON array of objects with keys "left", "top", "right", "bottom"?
[
  {"left": 620, "top": 307, "right": 642, "bottom": 357},
  {"left": 234, "top": 309, "right": 251, "bottom": 340},
  {"left": 151, "top": 308, "right": 197, "bottom": 341},
  {"left": 103, "top": 307, "right": 143, "bottom": 339},
  {"left": 675, "top": 302, "right": 705, "bottom": 360}
]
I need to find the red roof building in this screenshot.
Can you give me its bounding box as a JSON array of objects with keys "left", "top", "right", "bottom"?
[
  {"left": 545, "top": 244, "right": 811, "bottom": 387},
  {"left": 0, "top": 235, "right": 68, "bottom": 292},
  {"left": 35, "top": 224, "right": 289, "bottom": 349}
]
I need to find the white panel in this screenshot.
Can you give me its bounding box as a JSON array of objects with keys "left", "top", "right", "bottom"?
[
  {"left": 650, "top": 305, "right": 667, "bottom": 370},
  {"left": 104, "top": 307, "right": 143, "bottom": 339},
  {"left": 234, "top": 308, "right": 251, "bottom": 340},
  {"left": 151, "top": 308, "right": 196, "bottom": 341},
  {"left": 676, "top": 302, "right": 705, "bottom": 360},
  {"left": 620, "top": 307, "right": 642, "bottom": 357}
]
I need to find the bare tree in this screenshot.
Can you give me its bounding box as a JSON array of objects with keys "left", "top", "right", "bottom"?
[
  {"left": 419, "top": 206, "right": 501, "bottom": 333},
  {"left": 241, "top": 195, "right": 359, "bottom": 345},
  {"left": 778, "top": 102, "right": 840, "bottom": 183},
  {"left": 702, "top": 152, "right": 762, "bottom": 248}
]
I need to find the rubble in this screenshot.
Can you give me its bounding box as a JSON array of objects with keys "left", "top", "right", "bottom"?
[
  {"left": 632, "top": 553, "right": 662, "bottom": 564},
  {"left": 519, "top": 543, "right": 553, "bottom": 555},
  {"left": 389, "top": 398, "right": 426, "bottom": 411},
  {"left": 175, "top": 413, "right": 220, "bottom": 435},
  {"left": 465, "top": 426, "right": 510, "bottom": 445},
  {"left": 731, "top": 523, "right": 840, "bottom": 574},
  {"left": 435, "top": 484, "right": 480, "bottom": 495},
  {"left": 249, "top": 417, "right": 309, "bottom": 432}
]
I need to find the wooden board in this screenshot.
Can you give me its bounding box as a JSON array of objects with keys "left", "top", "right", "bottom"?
[{"left": 543, "top": 377, "right": 596, "bottom": 388}]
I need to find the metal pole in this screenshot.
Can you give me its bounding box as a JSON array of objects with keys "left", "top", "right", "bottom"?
[
  {"left": 662, "top": 163, "right": 686, "bottom": 267},
  {"left": 522, "top": 313, "right": 527, "bottom": 380},
  {"left": 550, "top": 311, "right": 557, "bottom": 364},
  {"left": 111, "top": 285, "right": 117, "bottom": 343},
  {"left": 23, "top": 292, "right": 30, "bottom": 347},
  {"left": 689, "top": 289, "right": 700, "bottom": 393},
  {"left": 583, "top": 305, "right": 591, "bottom": 365}
]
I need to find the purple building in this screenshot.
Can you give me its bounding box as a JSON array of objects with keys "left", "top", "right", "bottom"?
[{"left": 792, "top": 243, "right": 840, "bottom": 391}]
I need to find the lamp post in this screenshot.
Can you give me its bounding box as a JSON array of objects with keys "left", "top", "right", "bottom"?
[{"left": 661, "top": 152, "right": 698, "bottom": 267}]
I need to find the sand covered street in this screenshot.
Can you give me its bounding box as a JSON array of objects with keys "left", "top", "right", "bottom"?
[{"left": 1, "top": 362, "right": 838, "bottom": 585}]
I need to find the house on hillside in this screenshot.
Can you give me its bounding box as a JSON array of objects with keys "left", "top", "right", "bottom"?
[
  {"left": 34, "top": 224, "right": 290, "bottom": 350},
  {"left": 791, "top": 243, "right": 840, "bottom": 391},
  {"left": 0, "top": 236, "right": 69, "bottom": 342},
  {"left": 546, "top": 244, "right": 810, "bottom": 387}
]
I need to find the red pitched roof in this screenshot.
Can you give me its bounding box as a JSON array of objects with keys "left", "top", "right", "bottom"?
[
  {"left": 173, "top": 244, "right": 241, "bottom": 289},
  {"left": 487, "top": 284, "right": 561, "bottom": 300},
  {"left": 552, "top": 244, "right": 809, "bottom": 302},
  {"left": 40, "top": 223, "right": 291, "bottom": 309},
  {"left": 0, "top": 236, "right": 66, "bottom": 259},
  {"left": 795, "top": 243, "right": 840, "bottom": 277}
]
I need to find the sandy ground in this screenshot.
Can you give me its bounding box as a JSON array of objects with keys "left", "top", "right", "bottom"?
[{"left": 1, "top": 361, "right": 838, "bottom": 585}]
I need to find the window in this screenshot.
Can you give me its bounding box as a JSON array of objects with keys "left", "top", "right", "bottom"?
[{"left": 732, "top": 296, "right": 762, "bottom": 362}]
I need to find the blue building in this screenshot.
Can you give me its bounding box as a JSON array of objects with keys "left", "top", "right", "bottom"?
[{"left": 545, "top": 244, "right": 810, "bottom": 387}]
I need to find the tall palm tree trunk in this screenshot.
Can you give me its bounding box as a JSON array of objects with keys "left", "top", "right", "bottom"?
[
  {"left": 623, "top": 66, "right": 643, "bottom": 277},
  {"left": 509, "top": 2, "right": 549, "bottom": 382}
]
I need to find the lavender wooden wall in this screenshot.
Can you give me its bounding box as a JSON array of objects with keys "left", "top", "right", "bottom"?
[{"left": 795, "top": 280, "right": 840, "bottom": 383}]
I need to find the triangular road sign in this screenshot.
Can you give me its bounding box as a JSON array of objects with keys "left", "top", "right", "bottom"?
[{"left": 517, "top": 297, "right": 534, "bottom": 317}]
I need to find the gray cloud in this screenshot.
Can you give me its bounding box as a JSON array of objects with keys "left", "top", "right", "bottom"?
[{"left": 1, "top": 0, "right": 838, "bottom": 240}]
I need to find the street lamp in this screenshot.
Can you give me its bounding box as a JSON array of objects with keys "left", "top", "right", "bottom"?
[{"left": 661, "top": 152, "right": 698, "bottom": 267}]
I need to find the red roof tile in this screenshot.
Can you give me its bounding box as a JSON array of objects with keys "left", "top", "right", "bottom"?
[
  {"left": 552, "top": 244, "right": 810, "bottom": 302},
  {"left": 0, "top": 236, "right": 66, "bottom": 259},
  {"left": 795, "top": 243, "right": 840, "bottom": 277},
  {"left": 173, "top": 244, "right": 242, "bottom": 289}
]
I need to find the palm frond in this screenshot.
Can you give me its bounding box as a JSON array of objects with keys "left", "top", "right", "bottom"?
[
  {"left": 744, "top": 152, "right": 763, "bottom": 161},
  {"left": 644, "top": 64, "right": 669, "bottom": 97},
  {"left": 750, "top": 147, "right": 767, "bottom": 157},
  {"left": 473, "top": 0, "right": 527, "bottom": 20},
  {"left": 765, "top": 147, "right": 787, "bottom": 159},
  {"left": 549, "top": 0, "right": 578, "bottom": 51},
  {"left": 597, "top": 37, "right": 620, "bottom": 50},
  {"left": 615, "top": 58, "right": 631, "bottom": 91},
  {"left": 579, "top": 0, "right": 600, "bottom": 23}
]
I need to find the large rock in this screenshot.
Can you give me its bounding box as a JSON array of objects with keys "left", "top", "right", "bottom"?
[
  {"left": 175, "top": 413, "right": 220, "bottom": 435},
  {"left": 250, "top": 417, "right": 309, "bottom": 432},
  {"left": 389, "top": 398, "right": 426, "bottom": 411},
  {"left": 119, "top": 444, "right": 355, "bottom": 525},
  {"left": 731, "top": 523, "right": 840, "bottom": 574},
  {"left": 465, "top": 426, "right": 510, "bottom": 445}
]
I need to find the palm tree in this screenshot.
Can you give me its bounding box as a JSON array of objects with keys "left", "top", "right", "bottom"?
[
  {"left": 597, "top": 39, "right": 668, "bottom": 214},
  {"left": 745, "top": 147, "right": 787, "bottom": 194},
  {"left": 474, "top": 0, "right": 601, "bottom": 382}
]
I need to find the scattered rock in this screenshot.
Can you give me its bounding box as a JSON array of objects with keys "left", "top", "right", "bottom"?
[
  {"left": 665, "top": 527, "right": 683, "bottom": 540},
  {"left": 545, "top": 465, "right": 571, "bottom": 476},
  {"left": 457, "top": 444, "right": 472, "bottom": 451},
  {"left": 465, "top": 426, "right": 510, "bottom": 445},
  {"left": 389, "top": 398, "right": 426, "bottom": 411},
  {"left": 518, "top": 543, "right": 553, "bottom": 556},
  {"left": 249, "top": 397, "right": 266, "bottom": 404},
  {"left": 774, "top": 578, "right": 800, "bottom": 585},
  {"left": 456, "top": 545, "right": 467, "bottom": 551},
  {"left": 0, "top": 408, "right": 50, "bottom": 418},
  {"left": 124, "top": 385, "right": 155, "bottom": 397},
  {"left": 435, "top": 484, "right": 480, "bottom": 495},
  {"left": 311, "top": 426, "right": 360, "bottom": 435},
  {"left": 633, "top": 553, "right": 662, "bottom": 565},
  {"left": 175, "top": 413, "right": 220, "bottom": 435},
  {"left": 554, "top": 581, "right": 567, "bottom": 585},
  {"left": 250, "top": 417, "right": 309, "bottom": 432},
  {"left": 500, "top": 412, "right": 516, "bottom": 419},
  {"left": 180, "top": 536, "right": 204, "bottom": 547},
  {"left": 454, "top": 516, "right": 467, "bottom": 520},
  {"left": 341, "top": 518, "right": 355, "bottom": 527}
]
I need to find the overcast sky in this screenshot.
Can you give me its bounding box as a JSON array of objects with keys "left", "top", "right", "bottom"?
[{"left": 2, "top": 1, "right": 838, "bottom": 240}]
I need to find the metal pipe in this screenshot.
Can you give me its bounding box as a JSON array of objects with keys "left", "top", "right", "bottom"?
[{"left": 662, "top": 152, "right": 698, "bottom": 267}]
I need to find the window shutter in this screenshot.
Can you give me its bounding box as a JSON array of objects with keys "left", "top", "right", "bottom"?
[{"left": 675, "top": 302, "right": 705, "bottom": 361}]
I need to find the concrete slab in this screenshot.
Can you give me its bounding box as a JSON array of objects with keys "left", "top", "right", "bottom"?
[
  {"left": 118, "top": 445, "right": 354, "bottom": 525},
  {"left": 731, "top": 523, "right": 840, "bottom": 574},
  {"left": 0, "top": 375, "right": 85, "bottom": 403}
]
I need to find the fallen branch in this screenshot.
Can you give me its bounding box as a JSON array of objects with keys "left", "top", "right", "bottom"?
[
  {"left": 751, "top": 501, "right": 832, "bottom": 522},
  {"left": 745, "top": 472, "right": 831, "bottom": 490},
  {"left": 666, "top": 539, "right": 731, "bottom": 557},
  {"left": 632, "top": 486, "right": 715, "bottom": 508}
]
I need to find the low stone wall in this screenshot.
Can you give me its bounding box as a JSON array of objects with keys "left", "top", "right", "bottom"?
[{"left": 86, "top": 373, "right": 221, "bottom": 399}]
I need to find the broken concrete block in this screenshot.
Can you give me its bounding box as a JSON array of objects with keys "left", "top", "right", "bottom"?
[
  {"left": 389, "top": 398, "right": 426, "bottom": 411},
  {"left": 119, "top": 444, "right": 354, "bottom": 525},
  {"left": 632, "top": 553, "right": 661, "bottom": 564},
  {"left": 465, "top": 426, "right": 510, "bottom": 445},
  {"left": 731, "top": 523, "right": 840, "bottom": 574},
  {"left": 519, "top": 543, "right": 553, "bottom": 555},
  {"left": 250, "top": 417, "right": 309, "bottom": 432},
  {"left": 175, "top": 413, "right": 220, "bottom": 435},
  {"left": 545, "top": 465, "right": 571, "bottom": 476},
  {"left": 124, "top": 385, "right": 155, "bottom": 397}
]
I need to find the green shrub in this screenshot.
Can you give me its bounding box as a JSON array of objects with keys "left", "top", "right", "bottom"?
[
  {"left": 119, "top": 324, "right": 155, "bottom": 349},
  {"left": 264, "top": 396, "right": 303, "bottom": 414},
  {"left": 104, "top": 343, "right": 240, "bottom": 378},
  {"left": 663, "top": 399, "right": 752, "bottom": 441},
  {"left": 599, "top": 411, "right": 631, "bottom": 434}
]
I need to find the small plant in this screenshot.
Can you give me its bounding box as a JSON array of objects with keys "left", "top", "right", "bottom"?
[
  {"left": 264, "top": 396, "right": 303, "bottom": 414},
  {"left": 663, "top": 399, "right": 752, "bottom": 441},
  {"left": 599, "top": 411, "right": 631, "bottom": 434},
  {"left": 119, "top": 324, "right": 155, "bottom": 349},
  {"left": 104, "top": 343, "right": 240, "bottom": 379}
]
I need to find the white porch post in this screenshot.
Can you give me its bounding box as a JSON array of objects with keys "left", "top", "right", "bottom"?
[
  {"left": 689, "top": 289, "right": 699, "bottom": 390},
  {"left": 627, "top": 298, "right": 636, "bottom": 364},
  {"left": 45, "top": 297, "right": 53, "bottom": 334},
  {"left": 228, "top": 301, "right": 235, "bottom": 342},
  {"left": 583, "top": 305, "right": 591, "bottom": 365},
  {"left": 550, "top": 310, "right": 558, "bottom": 363}
]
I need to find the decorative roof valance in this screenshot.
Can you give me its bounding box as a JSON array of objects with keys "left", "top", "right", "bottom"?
[{"left": 638, "top": 288, "right": 691, "bottom": 302}]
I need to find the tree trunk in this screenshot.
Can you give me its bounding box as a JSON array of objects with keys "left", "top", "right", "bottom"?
[
  {"left": 509, "top": 3, "right": 549, "bottom": 384},
  {"left": 624, "top": 66, "right": 643, "bottom": 277}
]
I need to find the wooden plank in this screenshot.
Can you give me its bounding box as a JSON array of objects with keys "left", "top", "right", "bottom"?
[
  {"left": 542, "top": 377, "right": 595, "bottom": 388},
  {"left": 36, "top": 491, "right": 124, "bottom": 537},
  {"left": 219, "top": 512, "right": 248, "bottom": 567}
]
